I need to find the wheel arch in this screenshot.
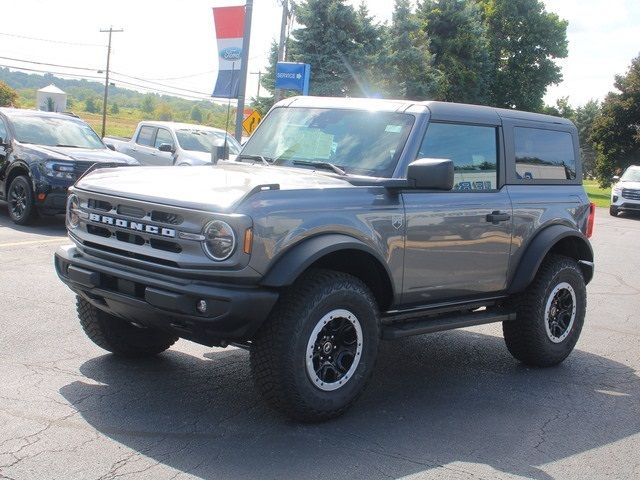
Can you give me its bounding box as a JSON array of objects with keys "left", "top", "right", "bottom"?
[
  {"left": 260, "top": 234, "right": 395, "bottom": 311},
  {"left": 5, "top": 161, "right": 33, "bottom": 192},
  {"left": 508, "top": 224, "right": 594, "bottom": 294}
]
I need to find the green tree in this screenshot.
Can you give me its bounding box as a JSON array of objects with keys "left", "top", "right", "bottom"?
[
  {"left": 288, "top": 0, "right": 368, "bottom": 96},
  {"left": 591, "top": 54, "right": 640, "bottom": 184},
  {"left": 84, "top": 97, "right": 99, "bottom": 113},
  {"left": 155, "top": 103, "right": 173, "bottom": 121},
  {"left": 574, "top": 100, "right": 600, "bottom": 177},
  {"left": 381, "top": 0, "right": 443, "bottom": 100},
  {"left": 353, "top": 2, "right": 386, "bottom": 96},
  {"left": 0, "top": 81, "right": 18, "bottom": 106},
  {"left": 110, "top": 102, "right": 120, "bottom": 114},
  {"left": 417, "top": 0, "right": 492, "bottom": 104},
  {"left": 190, "top": 105, "right": 203, "bottom": 123},
  {"left": 141, "top": 94, "right": 156, "bottom": 114},
  {"left": 45, "top": 97, "right": 56, "bottom": 112},
  {"left": 480, "top": 0, "right": 568, "bottom": 111}
]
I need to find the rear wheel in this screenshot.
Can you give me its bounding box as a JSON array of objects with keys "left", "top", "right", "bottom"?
[
  {"left": 503, "top": 255, "right": 586, "bottom": 367},
  {"left": 76, "top": 297, "right": 177, "bottom": 357},
  {"left": 250, "top": 270, "right": 380, "bottom": 422},
  {"left": 8, "top": 175, "right": 36, "bottom": 225},
  {"left": 609, "top": 206, "right": 619, "bottom": 216}
]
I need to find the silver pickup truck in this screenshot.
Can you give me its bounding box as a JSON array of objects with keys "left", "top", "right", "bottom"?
[{"left": 104, "top": 121, "right": 241, "bottom": 166}]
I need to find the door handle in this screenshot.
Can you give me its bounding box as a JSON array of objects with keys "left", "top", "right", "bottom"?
[{"left": 486, "top": 211, "right": 511, "bottom": 224}]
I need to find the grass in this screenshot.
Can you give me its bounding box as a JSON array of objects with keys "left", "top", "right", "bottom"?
[{"left": 583, "top": 180, "right": 611, "bottom": 208}]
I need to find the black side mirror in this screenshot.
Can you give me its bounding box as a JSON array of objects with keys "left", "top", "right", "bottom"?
[
  {"left": 105, "top": 143, "right": 116, "bottom": 151},
  {"left": 158, "top": 143, "right": 175, "bottom": 153},
  {"left": 406, "top": 158, "right": 454, "bottom": 190},
  {"left": 210, "top": 144, "right": 229, "bottom": 164}
]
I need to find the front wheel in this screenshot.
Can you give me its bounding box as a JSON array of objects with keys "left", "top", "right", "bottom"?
[
  {"left": 503, "top": 255, "right": 586, "bottom": 367},
  {"left": 609, "top": 206, "right": 619, "bottom": 217},
  {"left": 250, "top": 270, "right": 380, "bottom": 422},
  {"left": 8, "top": 175, "right": 36, "bottom": 225}
]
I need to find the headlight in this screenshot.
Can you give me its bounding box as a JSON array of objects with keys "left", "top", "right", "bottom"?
[
  {"left": 43, "top": 161, "right": 76, "bottom": 180},
  {"left": 66, "top": 194, "right": 80, "bottom": 229},
  {"left": 202, "top": 220, "right": 236, "bottom": 261}
]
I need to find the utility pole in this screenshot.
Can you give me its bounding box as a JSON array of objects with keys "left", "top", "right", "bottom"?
[
  {"left": 99, "top": 27, "right": 123, "bottom": 138},
  {"left": 274, "top": 0, "right": 289, "bottom": 103},
  {"left": 234, "top": 0, "right": 253, "bottom": 141}
]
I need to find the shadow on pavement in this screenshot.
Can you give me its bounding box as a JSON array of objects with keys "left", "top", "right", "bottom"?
[
  {"left": 60, "top": 330, "right": 639, "bottom": 479},
  {"left": 0, "top": 205, "right": 66, "bottom": 236}
]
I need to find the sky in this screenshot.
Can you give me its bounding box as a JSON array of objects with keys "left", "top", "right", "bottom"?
[{"left": 1, "top": 0, "right": 639, "bottom": 108}]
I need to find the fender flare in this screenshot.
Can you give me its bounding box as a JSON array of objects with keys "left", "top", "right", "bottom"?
[
  {"left": 260, "top": 233, "right": 394, "bottom": 290},
  {"left": 4, "top": 160, "right": 34, "bottom": 189},
  {"left": 508, "top": 224, "right": 594, "bottom": 294}
]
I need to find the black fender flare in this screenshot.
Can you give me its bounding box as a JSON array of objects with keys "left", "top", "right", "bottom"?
[
  {"left": 4, "top": 160, "right": 34, "bottom": 190},
  {"left": 260, "top": 233, "right": 394, "bottom": 291},
  {"left": 508, "top": 224, "right": 594, "bottom": 294}
]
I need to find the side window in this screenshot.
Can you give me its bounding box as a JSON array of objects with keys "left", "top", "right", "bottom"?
[
  {"left": 514, "top": 127, "right": 576, "bottom": 180},
  {"left": 417, "top": 122, "right": 498, "bottom": 191},
  {"left": 136, "top": 126, "right": 155, "bottom": 147},
  {"left": 154, "top": 128, "right": 174, "bottom": 149},
  {"left": 0, "top": 119, "right": 7, "bottom": 143}
]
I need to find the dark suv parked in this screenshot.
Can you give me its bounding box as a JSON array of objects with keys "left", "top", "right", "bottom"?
[
  {"left": 0, "top": 108, "right": 137, "bottom": 224},
  {"left": 55, "top": 97, "right": 595, "bottom": 421}
]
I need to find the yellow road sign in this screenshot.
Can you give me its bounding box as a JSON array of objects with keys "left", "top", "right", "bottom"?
[{"left": 242, "top": 110, "right": 261, "bottom": 136}]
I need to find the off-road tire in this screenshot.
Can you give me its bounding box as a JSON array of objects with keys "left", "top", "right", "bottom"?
[
  {"left": 8, "top": 175, "right": 36, "bottom": 225},
  {"left": 76, "top": 296, "right": 177, "bottom": 357},
  {"left": 503, "top": 255, "right": 586, "bottom": 367},
  {"left": 609, "top": 206, "right": 618, "bottom": 217},
  {"left": 250, "top": 269, "right": 380, "bottom": 422}
]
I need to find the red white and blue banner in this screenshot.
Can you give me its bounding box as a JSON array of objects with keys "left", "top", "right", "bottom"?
[{"left": 212, "top": 5, "right": 245, "bottom": 98}]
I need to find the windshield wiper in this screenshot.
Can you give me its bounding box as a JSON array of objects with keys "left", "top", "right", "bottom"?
[
  {"left": 293, "top": 160, "right": 346, "bottom": 176},
  {"left": 236, "top": 154, "right": 272, "bottom": 166},
  {"left": 55, "top": 144, "right": 81, "bottom": 148}
]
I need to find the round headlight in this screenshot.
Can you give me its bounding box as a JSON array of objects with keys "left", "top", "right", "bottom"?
[
  {"left": 66, "top": 194, "right": 80, "bottom": 229},
  {"left": 202, "top": 220, "right": 236, "bottom": 261}
]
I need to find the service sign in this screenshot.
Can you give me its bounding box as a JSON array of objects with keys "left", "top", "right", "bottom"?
[{"left": 275, "top": 62, "right": 311, "bottom": 95}]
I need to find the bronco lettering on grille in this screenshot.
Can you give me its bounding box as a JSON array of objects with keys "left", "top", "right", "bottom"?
[{"left": 88, "top": 213, "right": 176, "bottom": 238}]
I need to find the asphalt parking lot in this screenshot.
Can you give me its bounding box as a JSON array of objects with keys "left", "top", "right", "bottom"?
[{"left": 0, "top": 207, "right": 638, "bottom": 480}]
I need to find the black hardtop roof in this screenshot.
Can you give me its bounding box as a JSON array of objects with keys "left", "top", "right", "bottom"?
[{"left": 279, "top": 96, "right": 573, "bottom": 127}]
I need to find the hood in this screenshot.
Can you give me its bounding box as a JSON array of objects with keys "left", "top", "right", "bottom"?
[
  {"left": 179, "top": 151, "right": 239, "bottom": 165},
  {"left": 23, "top": 144, "right": 138, "bottom": 165},
  {"left": 615, "top": 180, "right": 640, "bottom": 190},
  {"left": 74, "top": 162, "right": 352, "bottom": 212}
]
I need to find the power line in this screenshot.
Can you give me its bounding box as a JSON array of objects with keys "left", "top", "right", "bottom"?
[
  {"left": 147, "top": 70, "right": 216, "bottom": 81},
  {"left": 110, "top": 71, "right": 213, "bottom": 96},
  {"left": 0, "top": 31, "right": 104, "bottom": 48},
  {"left": 0, "top": 55, "right": 100, "bottom": 72}
]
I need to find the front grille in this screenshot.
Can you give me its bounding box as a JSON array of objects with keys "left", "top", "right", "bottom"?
[{"left": 622, "top": 188, "right": 640, "bottom": 200}]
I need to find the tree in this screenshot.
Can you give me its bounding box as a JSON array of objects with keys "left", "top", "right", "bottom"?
[
  {"left": 190, "top": 105, "right": 203, "bottom": 122},
  {"left": 0, "top": 81, "right": 18, "bottom": 107},
  {"left": 480, "top": 0, "right": 568, "bottom": 111},
  {"left": 381, "top": 0, "right": 443, "bottom": 100},
  {"left": 84, "top": 97, "right": 99, "bottom": 113},
  {"left": 110, "top": 103, "right": 120, "bottom": 114},
  {"left": 155, "top": 103, "right": 173, "bottom": 121},
  {"left": 574, "top": 100, "right": 601, "bottom": 177},
  {"left": 417, "top": 0, "right": 492, "bottom": 104},
  {"left": 141, "top": 94, "right": 156, "bottom": 114},
  {"left": 353, "top": 2, "right": 386, "bottom": 96},
  {"left": 45, "top": 96, "right": 56, "bottom": 112},
  {"left": 288, "top": 0, "right": 368, "bottom": 96},
  {"left": 591, "top": 54, "right": 640, "bottom": 184}
]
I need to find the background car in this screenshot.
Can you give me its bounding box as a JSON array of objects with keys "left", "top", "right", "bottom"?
[{"left": 610, "top": 165, "right": 640, "bottom": 216}]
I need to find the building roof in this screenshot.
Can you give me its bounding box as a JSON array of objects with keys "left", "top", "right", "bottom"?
[{"left": 37, "top": 84, "right": 66, "bottom": 95}]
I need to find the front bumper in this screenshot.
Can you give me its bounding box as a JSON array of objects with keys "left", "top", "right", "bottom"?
[
  {"left": 55, "top": 245, "right": 279, "bottom": 346},
  {"left": 611, "top": 194, "right": 640, "bottom": 212}
]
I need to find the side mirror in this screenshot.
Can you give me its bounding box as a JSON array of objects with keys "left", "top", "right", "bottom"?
[
  {"left": 406, "top": 158, "right": 454, "bottom": 190},
  {"left": 105, "top": 143, "right": 116, "bottom": 151},
  {"left": 210, "top": 143, "right": 229, "bottom": 165},
  {"left": 158, "top": 143, "right": 175, "bottom": 153},
  {"left": 612, "top": 175, "right": 620, "bottom": 182}
]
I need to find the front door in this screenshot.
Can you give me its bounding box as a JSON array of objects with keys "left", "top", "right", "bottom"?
[{"left": 402, "top": 121, "right": 513, "bottom": 305}]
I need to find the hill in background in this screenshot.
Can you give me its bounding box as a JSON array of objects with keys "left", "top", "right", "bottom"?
[{"left": 0, "top": 68, "right": 238, "bottom": 137}]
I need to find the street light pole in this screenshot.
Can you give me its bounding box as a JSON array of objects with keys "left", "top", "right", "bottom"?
[{"left": 99, "top": 27, "right": 123, "bottom": 138}]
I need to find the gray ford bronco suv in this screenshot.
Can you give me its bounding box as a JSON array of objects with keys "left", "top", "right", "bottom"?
[{"left": 55, "top": 97, "right": 595, "bottom": 422}]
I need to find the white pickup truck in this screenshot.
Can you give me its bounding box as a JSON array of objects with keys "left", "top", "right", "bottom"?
[{"left": 103, "top": 121, "right": 241, "bottom": 166}]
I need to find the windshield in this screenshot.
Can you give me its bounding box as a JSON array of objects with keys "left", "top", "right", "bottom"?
[
  {"left": 11, "top": 115, "right": 105, "bottom": 149},
  {"left": 241, "top": 107, "right": 415, "bottom": 177},
  {"left": 620, "top": 167, "right": 640, "bottom": 182},
  {"left": 175, "top": 129, "right": 240, "bottom": 155}
]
